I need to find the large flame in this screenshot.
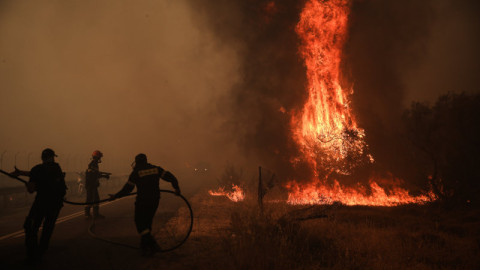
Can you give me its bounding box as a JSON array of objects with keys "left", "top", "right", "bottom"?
[
  {"left": 288, "top": 0, "right": 434, "bottom": 206},
  {"left": 208, "top": 184, "right": 245, "bottom": 202},
  {"left": 291, "top": 0, "right": 366, "bottom": 175}
]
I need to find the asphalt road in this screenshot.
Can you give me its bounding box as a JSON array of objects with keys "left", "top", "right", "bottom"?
[{"left": 0, "top": 192, "right": 189, "bottom": 270}]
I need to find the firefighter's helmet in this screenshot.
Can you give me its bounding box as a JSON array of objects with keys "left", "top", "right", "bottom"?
[
  {"left": 92, "top": 150, "right": 103, "bottom": 159},
  {"left": 135, "top": 153, "right": 147, "bottom": 165},
  {"left": 41, "top": 148, "right": 57, "bottom": 159}
]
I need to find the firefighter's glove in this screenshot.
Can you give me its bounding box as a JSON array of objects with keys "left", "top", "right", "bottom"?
[
  {"left": 11, "top": 166, "right": 25, "bottom": 177},
  {"left": 10, "top": 167, "right": 20, "bottom": 176}
]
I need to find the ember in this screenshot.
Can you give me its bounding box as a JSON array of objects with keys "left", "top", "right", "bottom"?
[{"left": 208, "top": 184, "right": 245, "bottom": 202}]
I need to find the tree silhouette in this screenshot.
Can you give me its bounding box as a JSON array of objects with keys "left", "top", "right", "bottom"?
[{"left": 403, "top": 92, "right": 480, "bottom": 205}]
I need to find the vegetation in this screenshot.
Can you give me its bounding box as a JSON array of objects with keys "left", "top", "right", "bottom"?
[
  {"left": 194, "top": 197, "right": 480, "bottom": 270},
  {"left": 216, "top": 163, "right": 244, "bottom": 187},
  {"left": 402, "top": 92, "right": 480, "bottom": 206}
]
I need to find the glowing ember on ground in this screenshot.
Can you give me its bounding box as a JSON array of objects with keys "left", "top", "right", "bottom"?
[
  {"left": 208, "top": 184, "right": 245, "bottom": 202},
  {"left": 287, "top": 0, "right": 435, "bottom": 206}
]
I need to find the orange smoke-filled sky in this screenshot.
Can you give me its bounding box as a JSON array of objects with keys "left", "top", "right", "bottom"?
[
  {"left": 1, "top": 0, "right": 479, "bottom": 179},
  {"left": 0, "top": 0, "right": 240, "bottom": 175}
]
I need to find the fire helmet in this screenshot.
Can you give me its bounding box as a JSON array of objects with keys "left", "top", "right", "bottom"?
[
  {"left": 135, "top": 153, "right": 147, "bottom": 165},
  {"left": 41, "top": 148, "right": 57, "bottom": 159},
  {"left": 92, "top": 150, "right": 103, "bottom": 159}
]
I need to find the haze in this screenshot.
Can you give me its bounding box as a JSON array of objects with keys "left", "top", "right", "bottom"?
[
  {"left": 1, "top": 0, "right": 479, "bottom": 184},
  {"left": 0, "top": 0, "right": 240, "bottom": 177}
]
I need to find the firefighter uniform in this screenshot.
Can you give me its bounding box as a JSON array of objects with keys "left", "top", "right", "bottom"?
[
  {"left": 113, "top": 154, "right": 180, "bottom": 255},
  {"left": 85, "top": 151, "right": 109, "bottom": 218},
  {"left": 24, "top": 149, "right": 66, "bottom": 262}
]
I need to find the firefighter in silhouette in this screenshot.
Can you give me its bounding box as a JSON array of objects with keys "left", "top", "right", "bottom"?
[
  {"left": 84, "top": 150, "right": 111, "bottom": 219},
  {"left": 21, "top": 148, "right": 66, "bottom": 263},
  {"left": 110, "top": 153, "right": 181, "bottom": 256}
]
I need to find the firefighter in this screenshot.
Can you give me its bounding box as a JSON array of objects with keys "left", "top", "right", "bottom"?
[
  {"left": 84, "top": 150, "right": 110, "bottom": 219},
  {"left": 22, "top": 148, "right": 66, "bottom": 263},
  {"left": 110, "top": 153, "right": 181, "bottom": 256}
]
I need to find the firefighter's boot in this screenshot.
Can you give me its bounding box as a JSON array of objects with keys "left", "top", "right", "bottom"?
[
  {"left": 140, "top": 234, "right": 156, "bottom": 257},
  {"left": 93, "top": 206, "right": 105, "bottom": 219}
]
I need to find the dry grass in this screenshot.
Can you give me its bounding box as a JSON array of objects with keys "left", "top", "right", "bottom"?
[
  {"left": 145, "top": 192, "right": 480, "bottom": 270},
  {"left": 195, "top": 196, "right": 480, "bottom": 270}
]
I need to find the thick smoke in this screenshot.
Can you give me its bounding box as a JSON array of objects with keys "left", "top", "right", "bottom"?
[
  {"left": 0, "top": 0, "right": 240, "bottom": 184},
  {"left": 189, "top": 0, "right": 480, "bottom": 188},
  {"left": 188, "top": 0, "right": 480, "bottom": 189},
  {"left": 343, "top": 0, "right": 480, "bottom": 185},
  {"left": 342, "top": 0, "right": 435, "bottom": 182},
  {"left": 189, "top": 0, "right": 310, "bottom": 182},
  {"left": 2, "top": 0, "right": 478, "bottom": 189}
]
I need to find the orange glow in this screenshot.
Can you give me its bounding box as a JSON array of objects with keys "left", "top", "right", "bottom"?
[
  {"left": 288, "top": 0, "right": 435, "bottom": 206},
  {"left": 208, "top": 184, "right": 245, "bottom": 202},
  {"left": 291, "top": 0, "right": 366, "bottom": 175},
  {"left": 262, "top": 1, "right": 278, "bottom": 23},
  {"left": 286, "top": 176, "right": 436, "bottom": 206}
]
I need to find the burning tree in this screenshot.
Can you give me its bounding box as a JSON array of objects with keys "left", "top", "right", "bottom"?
[
  {"left": 286, "top": 0, "right": 436, "bottom": 206},
  {"left": 291, "top": 0, "right": 369, "bottom": 178},
  {"left": 195, "top": 0, "right": 438, "bottom": 206}
]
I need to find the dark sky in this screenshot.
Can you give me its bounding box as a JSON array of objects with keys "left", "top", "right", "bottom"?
[{"left": 1, "top": 0, "right": 479, "bottom": 184}]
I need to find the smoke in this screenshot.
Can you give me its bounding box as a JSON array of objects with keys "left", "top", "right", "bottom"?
[
  {"left": 343, "top": 0, "right": 480, "bottom": 182},
  {"left": 404, "top": 0, "right": 480, "bottom": 102},
  {"left": 188, "top": 0, "right": 480, "bottom": 185},
  {"left": 2, "top": 0, "right": 478, "bottom": 188},
  {"left": 341, "top": 0, "right": 435, "bottom": 179},
  {"left": 188, "top": 0, "right": 309, "bottom": 182},
  {"left": 0, "top": 0, "right": 240, "bottom": 181}
]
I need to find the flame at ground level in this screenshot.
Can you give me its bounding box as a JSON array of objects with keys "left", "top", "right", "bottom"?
[
  {"left": 286, "top": 178, "right": 436, "bottom": 206},
  {"left": 208, "top": 184, "right": 245, "bottom": 202}
]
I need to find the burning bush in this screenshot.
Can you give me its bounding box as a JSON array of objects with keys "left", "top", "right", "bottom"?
[{"left": 208, "top": 164, "right": 247, "bottom": 202}]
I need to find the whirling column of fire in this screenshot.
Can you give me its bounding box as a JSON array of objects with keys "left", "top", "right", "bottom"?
[{"left": 288, "top": 0, "right": 435, "bottom": 206}]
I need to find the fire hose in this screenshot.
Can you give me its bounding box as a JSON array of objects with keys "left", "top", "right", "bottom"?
[
  {"left": 0, "top": 169, "right": 194, "bottom": 252},
  {"left": 87, "top": 190, "right": 193, "bottom": 253}
]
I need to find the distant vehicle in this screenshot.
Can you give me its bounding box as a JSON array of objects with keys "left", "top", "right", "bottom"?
[{"left": 192, "top": 161, "right": 210, "bottom": 174}]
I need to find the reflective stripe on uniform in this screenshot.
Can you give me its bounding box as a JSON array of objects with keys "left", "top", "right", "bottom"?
[{"left": 138, "top": 168, "right": 158, "bottom": 177}]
